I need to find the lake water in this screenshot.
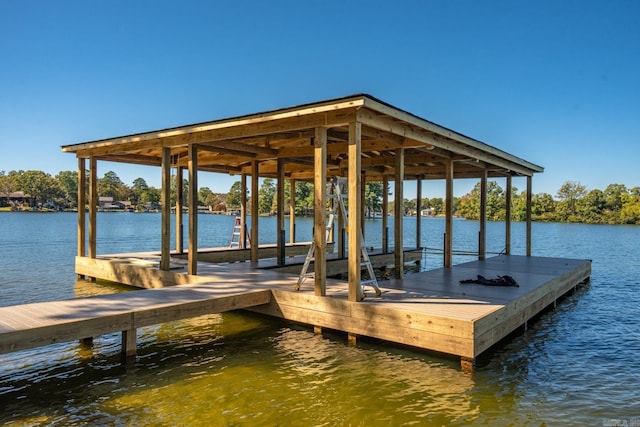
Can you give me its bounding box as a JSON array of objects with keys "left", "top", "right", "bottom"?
[{"left": 0, "top": 212, "right": 638, "bottom": 426}]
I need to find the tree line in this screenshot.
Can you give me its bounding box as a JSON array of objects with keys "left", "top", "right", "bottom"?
[
  {"left": 1, "top": 169, "right": 638, "bottom": 224},
  {"left": 456, "top": 180, "right": 640, "bottom": 225}
]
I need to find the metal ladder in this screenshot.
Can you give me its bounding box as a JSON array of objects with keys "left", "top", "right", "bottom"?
[
  {"left": 296, "top": 177, "right": 381, "bottom": 299},
  {"left": 229, "top": 217, "right": 249, "bottom": 248}
]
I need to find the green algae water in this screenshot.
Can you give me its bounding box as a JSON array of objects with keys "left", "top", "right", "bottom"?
[{"left": 1, "top": 213, "right": 639, "bottom": 426}]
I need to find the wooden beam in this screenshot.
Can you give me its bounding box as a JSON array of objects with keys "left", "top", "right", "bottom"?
[
  {"left": 360, "top": 98, "right": 543, "bottom": 174},
  {"left": 289, "top": 178, "right": 296, "bottom": 244},
  {"left": 314, "top": 127, "right": 327, "bottom": 296},
  {"left": 444, "top": 160, "right": 453, "bottom": 268},
  {"left": 188, "top": 144, "right": 198, "bottom": 275},
  {"left": 251, "top": 160, "right": 259, "bottom": 263},
  {"left": 77, "top": 158, "right": 86, "bottom": 261},
  {"left": 64, "top": 103, "right": 362, "bottom": 156},
  {"left": 199, "top": 139, "right": 277, "bottom": 156},
  {"left": 479, "top": 169, "right": 487, "bottom": 261},
  {"left": 93, "top": 154, "right": 162, "bottom": 167},
  {"left": 526, "top": 175, "right": 532, "bottom": 256},
  {"left": 160, "top": 147, "right": 171, "bottom": 271},
  {"left": 89, "top": 157, "right": 97, "bottom": 261},
  {"left": 358, "top": 109, "right": 536, "bottom": 176},
  {"left": 280, "top": 138, "right": 414, "bottom": 160},
  {"left": 505, "top": 175, "right": 512, "bottom": 255},
  {"left": 277, "top": 158, "right": 285, "bottom": 265},
  {"left": 348, "top": 122, "right": 362, "bottom": 301},
  {"left": 360, "top": 172, "right": 366, "bottom": 238},
  {"left": 382, "top": 176, "right": 389, "bottom": 254},
  {"left": 121, "top": 328, "right": 137, "bottom": 362},
  {"left": 394, "top": 148, "right": 404, "bottom": 278},
  {"left": 416, "top": 175, "right": 422, "bottom": 249},
  {"left": 241, "top": 174, "right": 248, "bottom": 248},
  {"left": 175, "top": 166, "right": 184, "bottom": 254}
]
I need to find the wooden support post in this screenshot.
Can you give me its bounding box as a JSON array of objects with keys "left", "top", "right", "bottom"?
[
  {"left": 444, "top": 161, "right": 454, "bottom": 268},
  {"left": 88, "top": 157, "right": 97, "bottom": 282},
  {"left": 338, "top": 181, "right": 345, "bottom": 258},
  {"left": 188, "top": 144, "right": 198, "bottom": 275},
  {"left": 314, "top": 325, "right": 323, "bottom": 336},
  {"left": 348, "top": 122, "right": 362, "bottom": 301},
  {"left": 479, "top": 169, "right": 487, "bottom": 261},
  {"left": 251, "top": 160, "right": 259, "bottom": 263},
  {"left": 277, "top": 158, "right": 285, "bottom": 265},
  {"left": 347, "top": 333, "right": 357, "bottom": 347},
  {"left": 526, "top": 175, "right": 532, "bottom": 256},
  {"left": 416, "top": 175, "right": 422, "bottom": 249},
  {"left": 394, "top": 147, "right": 404, "bottom": 279},
  {"left": 241, "top": 174, "right": 248, "bottom": 249},
  {"left": 77, "top": 158, "right": 86, "bottom": 280},
  {"left": 505, "top": 175, "right": 512, "bottom": 255},
  {"left": 160, "top": 147, "right": 171, "bottom": 271},
  {"left": 176, "top": 166, "right": 184, "bottom": 254},
  {"left": 314, "top": 127, "right": 327, "bottom": 296},
  {"left": 382, "top": 176, "right": 389, "bottom": 254},
  {"left": 89, "top": 157, "right": 97, "bottom": 260},
  {"left": 461, "top": 357, "right": 475, "bottom": 371},
  {"left": 360, "top": 172, "right": 366, "bottom": 238},
  {"left": 121, "top": 328, "right": 137, "bottom": 363},
  {"left": 289, "top": 178, "right": 296, "bottom": 244}
]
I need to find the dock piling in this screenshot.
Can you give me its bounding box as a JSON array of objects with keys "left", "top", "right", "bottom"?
[{"left": 121, "top": 328, "right": 137, "bottom": 363}]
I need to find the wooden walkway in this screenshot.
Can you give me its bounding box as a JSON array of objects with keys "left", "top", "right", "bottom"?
[
  {"left": 0, "top": 274, "right": 282, "bottom": 357},
  {"left": 0, "top": 255, "right": 590, "bottom": 367}
]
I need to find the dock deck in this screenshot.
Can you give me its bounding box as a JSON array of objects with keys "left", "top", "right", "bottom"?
[{"left": 0, "top": 254, "right": 590, "bottom": 366}]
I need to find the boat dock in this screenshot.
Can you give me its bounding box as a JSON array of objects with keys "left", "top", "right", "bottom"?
[
  {"left": 33, "top": 94, "right": 591, "bottom": 369},
  {"left": 0, "top": 254, "right": 590, "bottom": 367}
]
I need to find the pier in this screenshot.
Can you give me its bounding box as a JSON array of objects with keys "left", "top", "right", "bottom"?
[
  {"left": 0, "top": 93, "right": 588, "bottom": 369},
  {"left": 0, "top": 254, "right": 590, "bottom": 367}
]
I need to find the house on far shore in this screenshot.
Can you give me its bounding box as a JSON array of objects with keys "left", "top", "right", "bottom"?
[
  {"left": 1, "top": 191, "right": 30, "bottom": 209},
  {"left": 98, "top": 196, "right": 118, "bottom": 211}
]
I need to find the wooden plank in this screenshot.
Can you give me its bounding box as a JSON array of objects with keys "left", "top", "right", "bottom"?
[
  {"left": 505, "top": 175, "right": 512, "bottom": 255},
  {"left": 77, "top": 158, "right": 86, "bottom": 260},
  {"left": 444, "top": 160, "right": 453, "bottom": 267},
  {"left": 160, "top": 147, "right": 171, "bottom": 270},
  {"left": 176, "top": 166, "right": 184, "bottom": 254},
  {"left": 251, "top": 290, "right": 476, "bottom": 358},
  {"left": 64, "top": 102, "right": 362, "bottom": 155},
  {"left": 89, "top": 157, "right": 97, "bottom": 260},
  {"left": 474, "top": 264, "right": 590, "bottom": 356},
  {"left": 251, "top": 160, "right": 259, "bottom": 262},
  {"left": 188, "top": 144, "right": 198, "bottom": 274},
  {"left": 479, "top": 169, "right": 487, "bottom": 260},
  {"left": 382, "top": 176, "right": 389, "bottom": 253},
  {"left": 131, "top": 290, "right": 271, "bottom": 327},
  {"left": 314, "top": 127, "right": 327, "bottom": 296},
  {"left": 2, "top": 254, "right": 590, "bottom": 362},
  {"left": 0, "top": 285, "right": 271, "bottom": 355},
  {"left": 271, "top": 249, "right": 422, "bottom": 276},
  {"left": 359, "top": 98, "right": 542, "bottom": 175},
  {"left": 526, "top": 175, "right": 532, "bottom": 256},
  {"left": 394, "top": 148, "right": 404, "bottom": 278},
  {"left": 241, "top": 174, "right": 248, "bottom": 248},
  {"left": 348, "top": 122, "right": 362, "bottom": 301},
  {"left": 277, "top": 158, "right": 285, "bottom": 265},
  {"left": 289, "top": 178, "right": 295, "bottom": 244},
  {"left": 416, "top": 176, "right": 422, "bottom": 248}
]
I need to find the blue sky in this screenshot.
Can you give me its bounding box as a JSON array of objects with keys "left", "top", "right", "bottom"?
[{"left": 1, "top": 0, "right": 638, "bottom": 198}]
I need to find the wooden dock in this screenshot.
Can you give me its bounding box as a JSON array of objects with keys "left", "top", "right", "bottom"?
[
  {"left": 0, "top": 255, "right": 590, "bottom": 367},
  {"left": 73, "top": 246, "right": 423, "bottom": 289}
]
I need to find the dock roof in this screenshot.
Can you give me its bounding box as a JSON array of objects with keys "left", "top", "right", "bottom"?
[{"left": 61, "top": 94, "right": 543, "bottom": 180}]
